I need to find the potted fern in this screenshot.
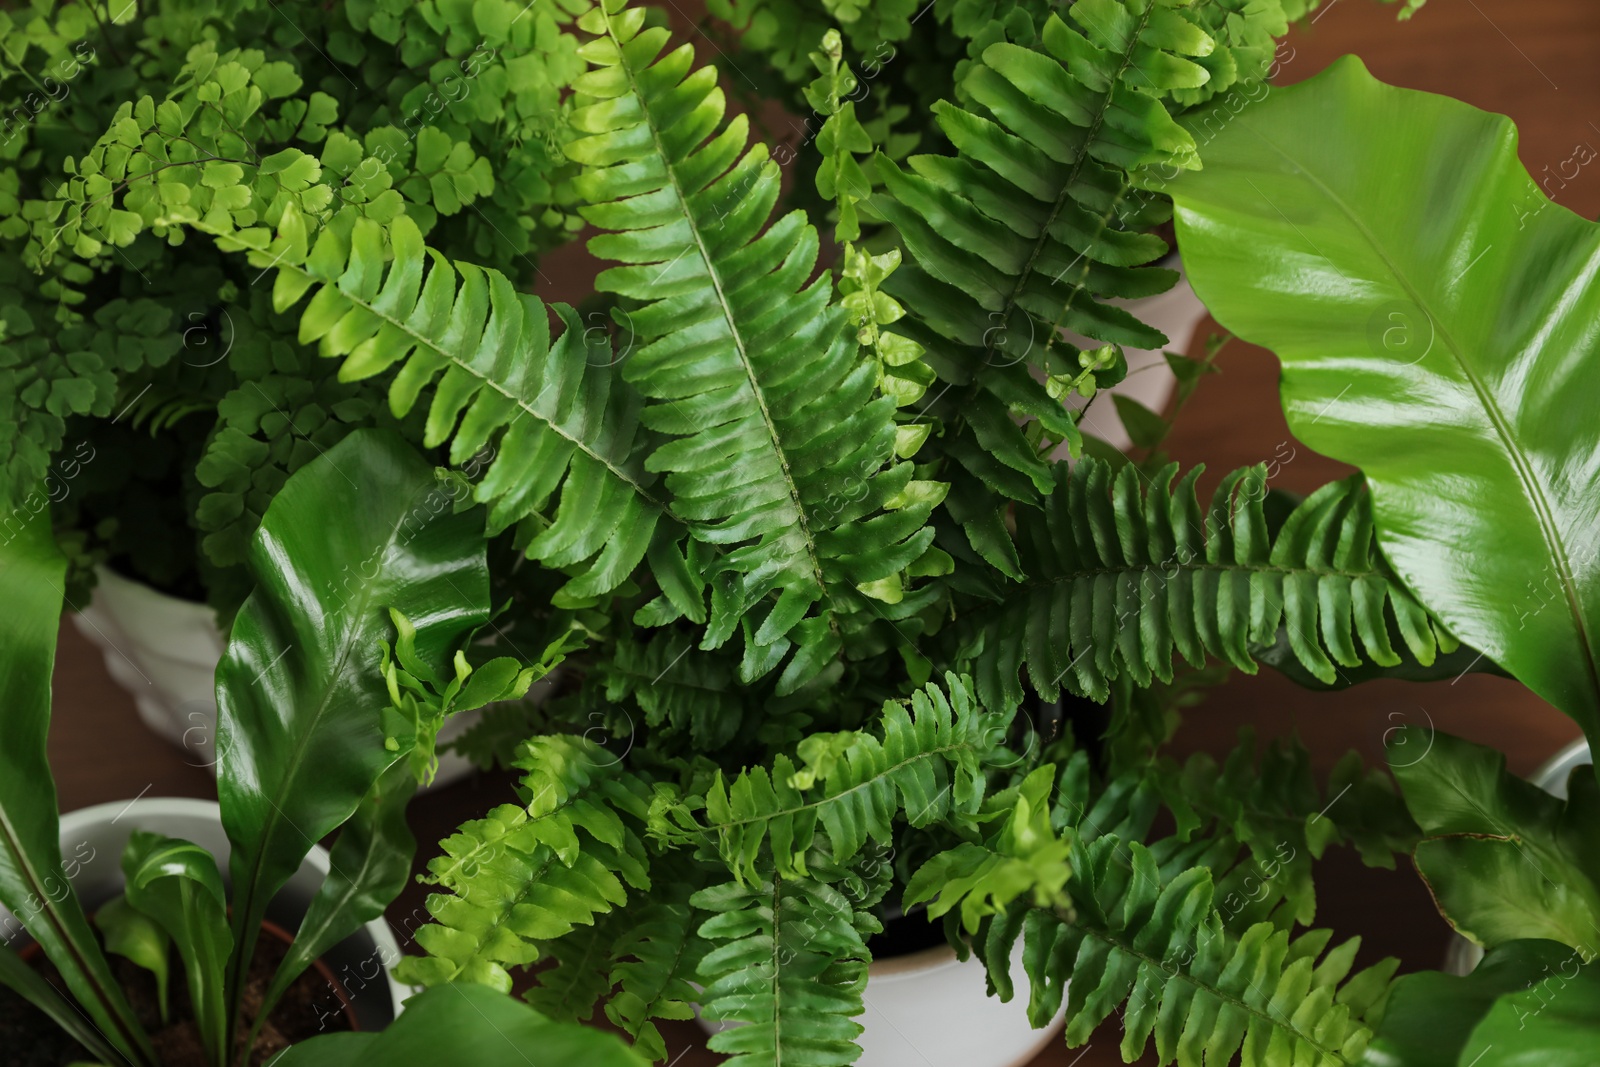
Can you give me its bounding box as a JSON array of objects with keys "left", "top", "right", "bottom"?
[
  {"left": 0, "top": 0, "right": 590, "bottom": 775},
  {"left": 0, "top": 429, "right": 625, "bottom": 1066},
  {"left": 16, "top": 0, "right": 1600, "bottom": 1065}
]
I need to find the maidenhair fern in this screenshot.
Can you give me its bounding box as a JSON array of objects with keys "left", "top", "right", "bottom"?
[
  {"left": 565, "top": 0, "right": 943, "bottom": 692},
  {"left": 960, "top": 459, "right": 1457, "bottom": 711}
]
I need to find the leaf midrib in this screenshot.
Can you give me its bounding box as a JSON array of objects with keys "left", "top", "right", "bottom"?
[
  {"left": 190, "top": 219, "right": 668, "bottom": 516},
  {"left": 1239, "top": 119, "right": 1600, "bottom": 714},
  {"left": 598, "top": 7, "right": 828, "bottom": 597}
]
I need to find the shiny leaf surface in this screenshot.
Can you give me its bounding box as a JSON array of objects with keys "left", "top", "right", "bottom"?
[
  {"left": 272, "top": 983, "right": 650, "bottom": 1067},
  {"left": 122, "top": 832, "right": 233, "bottom": 1066},
  {"left": 1388, "top": 726, "right": 1600, "bottom": 956},
  {"left": 216, "top": 429, "right": 490, "bottom": 1038},
  {"left": 259, "top": 761, "right": 418, "bottom": 1025},
  {"left": 1162, "top": 57, "right": 1600, "bottom": 743}
]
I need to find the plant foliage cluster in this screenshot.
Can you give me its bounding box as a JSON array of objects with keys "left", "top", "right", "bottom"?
[{"left": 14, "top": 0, "right": 1600, "bottom": 1066}]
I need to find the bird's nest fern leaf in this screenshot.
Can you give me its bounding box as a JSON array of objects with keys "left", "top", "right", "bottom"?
[
  {"left": 565, "top": 0, "right": 940, "bottom": 693},
  {"left": 393, "top": 736, "right": 653, "bottom": 991},
  {"left": 874, "top": 2, "right": 1210, "bottom": 505},
  {"left": 961, "top": 459, "right": 1458, "bottom": 710}
]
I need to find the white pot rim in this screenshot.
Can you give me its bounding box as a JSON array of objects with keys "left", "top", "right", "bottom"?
[{"left": 56, "top": 796, "right": 410, "bottom": 1020}]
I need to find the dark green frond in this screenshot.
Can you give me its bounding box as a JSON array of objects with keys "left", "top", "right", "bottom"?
[
  {"left": 1027, "top": 835, "right": 1395, "bottom": 1065},
  {"left": 963, "top": 460, "right": 1457, "bottom": 710},
  {"left": 605, "top": 885, "right": 713, "bottom": 1062},
  {"left": 875, "top": 3, "right": 1209, "bottom": 508},
  {"left": 565, "top": 0, "right": 940, "bottom": 692}
]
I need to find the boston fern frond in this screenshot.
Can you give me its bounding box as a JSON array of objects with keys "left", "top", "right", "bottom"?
[
  {"left": 962, "top": 459, "right": 1455, "bottom": 710},
  {"left": 245, "top": 208, "right": 669, "bottom": 602},
  {"left": 1023, "top": 836, "right": 1395, "bottom": 1065},
  {"left": 394, "top": 737, "right": 652, "bottom": 991},
  {"left": 654, "top": 674, "right": 1004, "bottom": 882},
  {"left": 693, "top": 863, "right": 882, "bottom": 1067},
  {"left": 565, "top": 0, "right": 941, "bottom": 692},
  {"left": 874, "top": 3, "right": 1209, "bottom": 506}
]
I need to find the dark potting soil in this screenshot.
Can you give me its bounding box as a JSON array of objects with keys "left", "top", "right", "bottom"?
[{"left": 0, "top": 930, "right": 353, "bottom": 1067}]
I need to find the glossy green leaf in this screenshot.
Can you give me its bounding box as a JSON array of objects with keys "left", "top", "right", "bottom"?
[
  {"left": 1388, "top": 726, "right": 1600, "bottom": 956},
  {"left": 1162, "top": 56, "right": 1600, "bottom": 744},
  {"left": 96, "top": 896, "right": 172, "bottom": 1023},
  {"left": 272, "top": 983, "right": 649, "bottom": 1067},
  {"left": 256, "top": 760, "right": 418, "bottom": 1035},
  {"left": 1360, "top": 939, "right": 1578, "bottom": 1067},
  {"left": 1458, "top": 945, "right": 1600, "bottom": 1067},
  {"left": 216, "top": 429, "right": 491, "bottom": 1041},
  {"left": 122, "top": 832, "right": 233, "bottom": 1067},
  {"left": 0, "top": 506, "right": 153, "bottom": 1066}
]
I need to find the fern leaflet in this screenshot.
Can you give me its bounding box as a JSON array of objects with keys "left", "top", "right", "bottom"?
[{"left": 566, "top": 0, "right": 940, "bottom": 692}]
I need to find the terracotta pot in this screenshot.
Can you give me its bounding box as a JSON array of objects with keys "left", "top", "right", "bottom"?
[{"left": 0, "top": 797, "right": 407, "bottom": 1029}]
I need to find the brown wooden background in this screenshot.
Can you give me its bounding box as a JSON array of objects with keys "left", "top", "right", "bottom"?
[{"left": 44, "top": 1, "right": 1599, "bottom": 1063}]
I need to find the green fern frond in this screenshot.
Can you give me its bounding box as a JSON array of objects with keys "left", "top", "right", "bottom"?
[
  {"left": 656, "top": 674, "right": 1003, "bottom": 882},
  {"left": 875, "top": 3, "right": 1210, "bottom": 507},
  {"left": 565, "top": 0, "right": 940, "bottom": 692},
  {"left": 601, "top": 632, "right": 747, "bottom": 751},
  {"left": 238, "top": 207, "right": 670, "bottom": 603},
  {"left": 395, "top": 736, "right": 652, "bottom": 991},
  {"left": 1025, "top": 835, "right": 1396, "bottom": 1065},
  {"left": 963, "top": 460, "right": 1455, "bottom": 710},
  {"left": 692, "top": 868, "right": 874, "bottom": 1067},
  {"left": 605, "top": 885, "right": 713, "bottom": 1062},
  {"left": 521, "top": 909, "right": 628, "bottom": 1024}
]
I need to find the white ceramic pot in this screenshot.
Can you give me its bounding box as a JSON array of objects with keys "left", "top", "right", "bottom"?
[
  {"left": 1442, "top": 737, "right": 1591, "bottom": 976},
  {"left": 698, "top": 936, "right": 1063, "bottom": 1067},
  {"left": 0, "top": 797, "right": 407, "bottom": 1028},
  {"left": 72, "top": 565, "right": 481, "bottom": 790},
  {"left": 1056, "top": 254, "right": 1211, "bottom": 456}
]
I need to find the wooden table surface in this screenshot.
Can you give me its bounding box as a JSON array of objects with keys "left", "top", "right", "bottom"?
[{"left": 43, "top": 1, "right": 1599, "bottom": 1064}]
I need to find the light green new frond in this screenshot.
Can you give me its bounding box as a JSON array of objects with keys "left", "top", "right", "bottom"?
[
  {"left": 666, "top": 675, "right": 1003, "bottom": 882},
  {"left": 1024, "top": 835, "right": 1396, "bottom": 1066},
  {"left": 693, "top": 869, "right": 873, "bottom": 1067},
  {"left": 904, "top": 764, "right": 1073, "bottom": 935},
  {"left": 875, "top": 2, "right": 1209, "bottom": 507},
  {"left": 395, "top": 737, "right": 651, "bottom": 992},
  {"left": 965, "top": 460, "right": 1457, "bottom": 710},
  {"left": 244, "top": 207, "right": 667, "bottom": 602},
  {"left": 565, "top": 0, "right": 939, "bottom": 693}
]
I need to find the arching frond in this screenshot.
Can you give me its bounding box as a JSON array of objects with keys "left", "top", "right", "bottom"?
[
  {"left": 395, "top": 737, "right": 652, "bottom": 991},
  {"left": 565, "top": 0, "right": 941, "bottom": 692},
  {"left": 962, "top": 460, "right": 1457, "bottom": 710},
  {"left": 875, "top": 3, "right": 1209, "bottom": 510},
  {"left": 653, "top": 675, "right": 1004, "bottom": 882}
]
